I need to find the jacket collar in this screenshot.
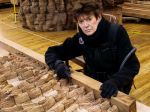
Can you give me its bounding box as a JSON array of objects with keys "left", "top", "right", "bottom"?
[{"left": 78, "top": 17, "right": 110, "bottom": 47}]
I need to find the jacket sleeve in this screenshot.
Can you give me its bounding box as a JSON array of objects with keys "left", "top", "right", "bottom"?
[
  {"left": 45, "top": 34, "right": 82, "bottom": 69},
  {"left": 112, "top": 25, "right": 140, "bottom": 88}
]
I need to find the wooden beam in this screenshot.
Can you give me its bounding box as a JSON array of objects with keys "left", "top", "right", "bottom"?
[
  {"left": 71, "top": 56, "right": 85, "bottom": 68},
  {"left": 0, "top": 0, "right": 10, "bottom": 4},
  {"left": 122, "top": 17, "right": 141, "bottom": 22},
  {"left": 0, "top": 47, "right": 9, "bottom": 57},
  {"left": 136, "top": 1, "right": 150, "bottom": 5},
  {"left": 123, "top": 2, "right": 150, "bottom": 9},
  {"left": 122, "top": 3, "right": 150, "bottom": 19}
]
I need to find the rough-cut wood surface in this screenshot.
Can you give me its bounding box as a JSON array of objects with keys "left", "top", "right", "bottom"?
[
  {"left": 0, "top": 0, "right": 9, "bottom": 3},
  {"left": 122, "top": 2, "right": 150, "bottom": 19},
  {"left": 0, "top": 47, "right": 9, "bottom": 57}
]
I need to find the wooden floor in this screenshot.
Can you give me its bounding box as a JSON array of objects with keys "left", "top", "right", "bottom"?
[{"left": 0, "top": 7, "right": 150, "bottom": 107}]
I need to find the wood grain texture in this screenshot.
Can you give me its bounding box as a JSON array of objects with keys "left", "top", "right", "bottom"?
[
  {"left": 122, "top": 2, "right": 150, "bottom": 19},
  {"left": 0, "top": 0, "right": 9, "bottom": 3}
]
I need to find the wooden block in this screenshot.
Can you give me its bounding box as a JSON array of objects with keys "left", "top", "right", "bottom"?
[
  {"left": 122, "top": 17, "right": 141, "bottom": 22},
  {"left": 0, "top": 47, "right": 9, "bottom": 57}
]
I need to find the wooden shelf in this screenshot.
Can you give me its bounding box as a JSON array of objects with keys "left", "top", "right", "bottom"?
[
  {"left": 122, "top": 2, "right": 150, "bottom": 19},
  {"left": 0, "top": 0, "right": 10, "bottom": 4}
]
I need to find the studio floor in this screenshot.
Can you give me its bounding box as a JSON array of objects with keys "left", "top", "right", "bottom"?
[{"left": 0, "top": 6, "right": 150, "bottom": 106}]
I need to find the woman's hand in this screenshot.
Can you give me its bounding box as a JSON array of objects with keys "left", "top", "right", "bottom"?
[
  {"left": 100, "top": 79, "right": 118, "bottom": 98},
  {"left": 54, "top": 60, "right": 71, "bottom": 79}
]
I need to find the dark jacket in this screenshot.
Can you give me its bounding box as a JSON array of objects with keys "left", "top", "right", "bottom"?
[{"left": 45, "top": 18, "right": 140, "bottom": 94}]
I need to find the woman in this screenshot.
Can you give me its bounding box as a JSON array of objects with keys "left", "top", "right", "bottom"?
[{"left": 45, "top": 1, "right": 140, "bottom": 98}]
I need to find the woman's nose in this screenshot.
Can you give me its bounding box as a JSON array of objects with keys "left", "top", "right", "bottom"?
[{"left": 83, "top": 21, "right": 89, "bottom": 28}]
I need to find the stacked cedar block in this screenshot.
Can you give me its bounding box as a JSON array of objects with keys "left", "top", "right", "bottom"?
[
  {"left": 122, "top": 0, "right": 150, "bottom": 19},
  {"left": 0, "top": 52, "right": 119, "bottom": 112},
  {"left": 19, "top": 0, "right": 124, "bottom": 32}
]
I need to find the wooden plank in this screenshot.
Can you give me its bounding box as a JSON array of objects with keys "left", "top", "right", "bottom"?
[
  {"left": 130, "top": 0, "right": 138, "bottom": 3},
  {"left": 122, "top": 10, "right": 150, "bottom": 19},
  {"left": 122, "top": 7, "right": 150, "bottom": 14},
  {"left": 136, "top": 101, "right": 150, "bottom": 112},
  {"left": 138, "top": 91, "right": 150, "bottom": 103},
  {"left": 136, "top": 1, "right": 150, "bottom": 5},
  {"left": 0, "top": 35, "right": 136, "bottom": 112},
  {"left": 0, "top": 47, "right": 9, "bottom": 57},
  {"left": 123, "top": 2, "right": 150, "bottom": 9},
  {"left": 131, "top": 82, "right": 150, "bottom": 99},
  {"left": 122, "top": 2, "right": 150, "bottom": 19},
  {"left": 71, "top": 56, "right": 85, "bottom": 68},
  {"left": 0, "top": 0, "right": 9, "bottom": 3},
  {"left": 123, "top": 17, "right": 141, "bottom": 22}
]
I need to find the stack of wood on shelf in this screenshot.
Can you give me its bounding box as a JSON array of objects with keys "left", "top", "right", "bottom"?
[
  {"left": 102, "top": 0, "right": 124, "bottom": 7},
  {"left": 19, "top": 0, "right": 124, "bottom": 32},
  {"left": 122, "top": 0, "right": 150, "bottom": 20},
  {"left": 19, "top": 0, "right": 67, "bottom": 31},
  {"left": 19, "top": 0, "right": 99, "bottom": 31},
  {"left": 0, "top": 52, "right": 120, "bottom": 112},
  {"left": 0, "top": 0, "right": 9, "bottom": 4}
]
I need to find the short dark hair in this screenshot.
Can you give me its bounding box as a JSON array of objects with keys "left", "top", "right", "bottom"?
[{"left": 73, "top": 1, "right": 102, "bottom": 21}]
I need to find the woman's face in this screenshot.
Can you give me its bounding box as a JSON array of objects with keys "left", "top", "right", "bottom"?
[{"left": 78, "top": 14, "right": 101, "bottom": 36}]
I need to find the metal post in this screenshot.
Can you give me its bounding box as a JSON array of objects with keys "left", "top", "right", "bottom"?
[{"left": 13, "top": 0, "right": 17, "bottom": 23}]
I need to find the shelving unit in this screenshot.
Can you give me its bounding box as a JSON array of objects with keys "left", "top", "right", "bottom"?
[
  {"left": 0, "top": 0, "right": 9, "bottom": 4},
  {"left": 122, "top": 1, "right": 150, "bottom": 20}
]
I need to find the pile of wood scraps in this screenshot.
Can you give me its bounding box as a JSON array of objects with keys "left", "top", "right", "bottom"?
[{"left": 0, "top": 51, "right": 120, "bottom": 112}]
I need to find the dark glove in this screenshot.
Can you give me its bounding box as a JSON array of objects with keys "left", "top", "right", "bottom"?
[
  {"left": 100, "top": 79, "right": 118, "bottom": 98},
  {"left": 54, "top": 60, "right": 71, "bottom": 79}
]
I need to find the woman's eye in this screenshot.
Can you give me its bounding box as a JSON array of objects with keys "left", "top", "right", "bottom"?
[
  {"left": 87, "top": 17, "right": 92, "bottom": 21},
  {"left": 78, "top": 20, "right": 83, "bottom": 24}
]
